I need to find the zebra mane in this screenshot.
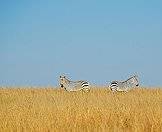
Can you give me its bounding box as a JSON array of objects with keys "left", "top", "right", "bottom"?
[
  {"left": 64, "top": 76, "right": 71, "bottom": 81},
  {"left": 61, "top": 76, "right": 85, "bottom": 83},
  {"left": 124, "top": 75, "right": 138, "bottom": 83}
]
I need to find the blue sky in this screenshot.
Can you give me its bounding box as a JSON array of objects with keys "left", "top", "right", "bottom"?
[{"left": 0, "top": 0, "right": 162, "bottom": 86}]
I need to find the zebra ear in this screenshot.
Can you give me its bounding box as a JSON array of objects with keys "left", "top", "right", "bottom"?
[{"left": 134, "top": 75, "right": 138, "bottom": 78}]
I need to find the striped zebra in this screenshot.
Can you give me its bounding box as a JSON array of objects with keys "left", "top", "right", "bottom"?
[
  {"left": 109, "top": 75, "right": 139, "bottom": 92},
  {"left": 59, "top": 76, "right": 90, "bottom": 92}
]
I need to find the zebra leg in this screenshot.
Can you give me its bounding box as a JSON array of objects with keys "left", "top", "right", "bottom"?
[
  {"left": 116, "top": 88, "right": 129, "bottom": 92},
  {"left": 85, "top": 88, "right": 90, "bottom": 92},
  {"left": 113, "top": 89, "right": 117, "bottom": 92},
  {"left": 116, "top": 87, "right": 126, "bottom": 92},
  {"left": 110, "top": 87, "right": 117, "bottom": 92},
  {"left": 82, "top": 88, "right": 90, "bottom": 93}
]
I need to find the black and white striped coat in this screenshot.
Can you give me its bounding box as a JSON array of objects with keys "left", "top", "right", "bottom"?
[
  {"left": 59, "top": 76, "right": 90, "bottom": 92},
  {"left": 109, "top": 75, "right": 139, "bottom": 92}
]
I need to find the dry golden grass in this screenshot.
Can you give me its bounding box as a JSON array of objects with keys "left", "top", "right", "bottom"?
[{"left": 0, "top": 87, "right": 162, "bottom": 132}]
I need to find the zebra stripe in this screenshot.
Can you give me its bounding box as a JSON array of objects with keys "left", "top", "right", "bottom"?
[
  {"left": 109, "top": 75, "right": 139, "bottom": 92},
  {"left": 81, "top": 82, "right": 89, "bottom": 87},
  {"left": 59, "top": 76, "right": 90, "bottom": 92}
]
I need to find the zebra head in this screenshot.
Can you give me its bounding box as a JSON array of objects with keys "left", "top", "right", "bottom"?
[
  {"left": 59, "top": 75, "right": 70, "bottom": 88},
  {"left": 127, "top": 75, "right": 139, "bottom": 87}
]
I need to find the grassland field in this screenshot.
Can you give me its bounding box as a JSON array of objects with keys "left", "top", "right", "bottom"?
[{"left": 0, "top": 87, "right": 162, "bottom": 132}]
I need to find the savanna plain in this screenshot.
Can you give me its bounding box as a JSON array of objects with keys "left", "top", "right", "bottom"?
[{"left": 0, "top": 87, "right": 162, "bottom": 132}]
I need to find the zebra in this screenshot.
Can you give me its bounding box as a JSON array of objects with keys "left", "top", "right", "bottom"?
[
  {"left": 109, "top": 75, "right": 139, "bottom": 92},
  {"left": 59, "top": 75, "right": 90, "bottom": 92}
]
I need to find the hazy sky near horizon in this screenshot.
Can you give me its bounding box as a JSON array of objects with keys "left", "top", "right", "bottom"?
[{"left": 0, "top": 0, "right": 162, "bottom": 86}]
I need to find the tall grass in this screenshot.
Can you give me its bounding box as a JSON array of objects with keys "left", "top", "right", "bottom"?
[{"left": 0, "top": 87, "right": 162, "bottom": 132}]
